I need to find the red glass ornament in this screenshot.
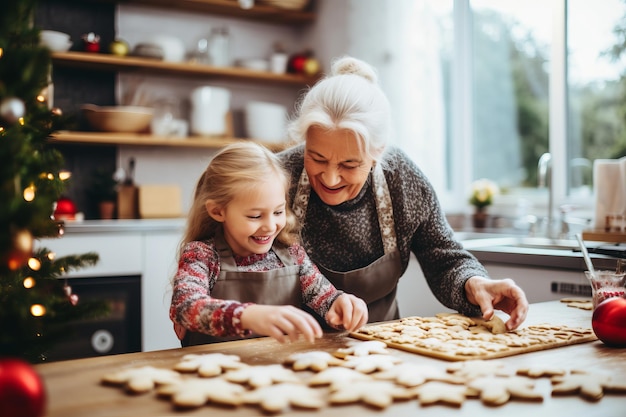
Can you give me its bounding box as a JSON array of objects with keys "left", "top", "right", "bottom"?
[
  {"left": 53, "top": 196, "right": 77, "bottom": 221},
  {"left": 0, "top": 358, "right": 47, "bottom": 417},
  {"left": 592, "top": 297, "right": 626, "bottom": 347}
]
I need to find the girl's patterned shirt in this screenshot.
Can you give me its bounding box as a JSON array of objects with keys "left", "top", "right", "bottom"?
[{"left": 170, "top": 239, "right": 342, "bottom": 337}]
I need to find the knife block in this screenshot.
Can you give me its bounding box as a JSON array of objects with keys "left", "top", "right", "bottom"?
[{"left": 117, "top": 185, "right": 139, "bottom": 219}]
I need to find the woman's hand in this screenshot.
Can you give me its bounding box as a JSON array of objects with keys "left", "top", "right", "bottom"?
[
  {"left": 325, "top": 293, "right": 369, "bottom": 332},
  {"left": 240, "top": 304, "right": 323, "bottom": 343},
  {"left": 464, "top": 276, "right": 529, "bottom": 330}
]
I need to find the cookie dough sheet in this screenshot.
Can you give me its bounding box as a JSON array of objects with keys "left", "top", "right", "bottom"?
[{"left": 349, "top": 313, "right": 597, "bottom": 361}]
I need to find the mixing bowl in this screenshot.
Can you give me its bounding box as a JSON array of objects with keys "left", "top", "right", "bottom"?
[{"left": 82, "top": 104, "right": 154, "bottom": 133}]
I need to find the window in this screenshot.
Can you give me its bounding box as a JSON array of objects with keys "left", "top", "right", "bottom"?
[
  {"left": 343, "top": 0, "right": 626, "bottom": 225},
  {"left": 442, "top": 0, "right": 626, "bottom": 222}
]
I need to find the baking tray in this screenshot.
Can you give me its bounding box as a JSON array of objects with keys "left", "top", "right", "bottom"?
[{"left": 349, "top": 315, "right": 597, "bottom": 361}]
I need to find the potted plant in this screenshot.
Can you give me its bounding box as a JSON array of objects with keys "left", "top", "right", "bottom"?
[
  {"left": 87, "top": 168, "right": 119, "bottom": 219},
  {"left": 468, "top": 178, "right": 499, "bottom": 228}
]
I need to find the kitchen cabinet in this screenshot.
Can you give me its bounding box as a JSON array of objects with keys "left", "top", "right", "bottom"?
[
  {"left": 38, "top": 221, "right": 184, "bottom": 353},
  {"left": 49, "top": 0, "right": 319, "bottom": 148}
]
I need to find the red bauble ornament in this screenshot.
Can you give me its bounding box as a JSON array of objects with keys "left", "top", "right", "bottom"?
[
  {"left": 53, "top": 196, "right": 77, "bottom": 221},
  {"left": 592, "top": 297, "right": 626, "bottom": 347},
  {"left": 0, "top": 358, "right": 47, "bottom": 417}
]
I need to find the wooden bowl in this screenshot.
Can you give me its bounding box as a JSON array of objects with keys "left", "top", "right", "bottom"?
[{"left": 82, "top": 104, "right": 153, "bottom": 133}]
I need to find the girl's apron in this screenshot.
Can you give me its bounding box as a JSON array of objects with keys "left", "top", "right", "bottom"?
[
  {"left": 183, "top": 233, "right": 302, "bottom": 346},
  {"left": 293, "top": 165, "right": 403, "bottom": 323}
]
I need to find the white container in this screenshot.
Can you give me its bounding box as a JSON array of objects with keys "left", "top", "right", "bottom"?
[
  {"left": 190, "top": 86, "right": 231, "bottom": 136},
  {"left": 150, "top": 35, "right": 185, "bottom": 62},
  {"left": 245, "top": 101, "right": 287, "bottom": 143},
  {"left": 40, "top": 30, "right": 72, "bottom": 52}
]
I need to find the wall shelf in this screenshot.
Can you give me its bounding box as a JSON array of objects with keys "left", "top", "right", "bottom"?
[
  {"left": 50, "top": 131, "right": 287, "bottom": 151},
  {"left": 119, "top": 0, "right": 316, "bottom": 24},
  {"left": 52, "top": 51, "right": 319, "bottom": 86}
]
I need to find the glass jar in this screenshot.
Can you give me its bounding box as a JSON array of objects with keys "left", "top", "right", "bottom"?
[{"left": 209, "top": 27, "right": 231, "bottom": 67}]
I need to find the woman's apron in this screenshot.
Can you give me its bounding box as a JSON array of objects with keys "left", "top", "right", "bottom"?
[
  {"left": 183, "top": 233, "right": 302, "bottom": 346},
  {"left": 292, "top": 165, "right": 403, "bottom": 323}
]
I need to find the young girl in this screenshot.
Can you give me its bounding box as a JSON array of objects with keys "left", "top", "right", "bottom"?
[{"left": 170, "top": 142, "right": 368, "bottom": 346}]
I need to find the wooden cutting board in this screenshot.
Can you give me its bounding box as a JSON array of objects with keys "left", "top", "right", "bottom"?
[{"left": 349, "top": 313, "right": 597, "bottom": 361}]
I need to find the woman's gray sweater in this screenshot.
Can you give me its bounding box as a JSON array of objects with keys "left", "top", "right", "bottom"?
[{"left": 280, "top": 144, "right": 487, "bottom": 317}]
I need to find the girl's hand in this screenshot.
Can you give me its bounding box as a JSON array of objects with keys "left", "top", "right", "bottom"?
[
  {"left": 325, "top": 293, "right": 369, "bottom": 332},
  {"left": 464, "top": 276, "right": 529, "bottom": 331},
  {"left": 240, "top": 304, "right": 323, "bottom": 343}
]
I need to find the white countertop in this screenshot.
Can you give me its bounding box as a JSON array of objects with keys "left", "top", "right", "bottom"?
[{"left": 60, "top": 218, "right": 186, "bottom": 234}]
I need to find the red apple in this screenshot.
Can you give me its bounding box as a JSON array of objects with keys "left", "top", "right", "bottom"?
[
  {"left": 287, "top": 53, "right": 308, "bottom": 74},
  {"left": 592, "top": 297, "right": 626, "bottom": 347}
]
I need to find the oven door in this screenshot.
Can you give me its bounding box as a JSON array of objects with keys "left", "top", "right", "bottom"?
[{"left": 44, "top": 275, "right": 141, "bottom": 361}]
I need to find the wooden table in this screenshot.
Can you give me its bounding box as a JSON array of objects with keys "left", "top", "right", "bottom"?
[{"left": 37, "top": 300, "right": 626, "bottom": 417}]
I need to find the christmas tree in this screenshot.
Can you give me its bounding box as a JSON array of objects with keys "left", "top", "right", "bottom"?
[{"left": 0, "top": 0, "right": 107, "bottom": 362}]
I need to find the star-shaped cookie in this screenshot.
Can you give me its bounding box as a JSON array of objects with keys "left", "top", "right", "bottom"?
[
  {"left": 551, "top": 371, "right": 626, "bottom": 401},
  {"left": 341, "top": 353, "right": 402, "bottom": 373},
  {"left": 374, "top": 363, "right": 464, "bottom": 387},
  {"left": 241, "top": 382, "right": 326, "bottom": 413},
  {"left": 284, "top": 350, "right": 344, "bottom": 371},
  {"left": 329, "top": 379, "right": 414, "bottom": 409},
  {"left": 413, "top": 381, "right": 475, "bottom": 407},
  {"left": 308, "top": 366, "right": 373, "bottom": 389},
  {"left": 224, "top": 364, "right": 300, "bottom": 387},
  {"left": 156, "top": 377, "right": 246, "bottom": 408},
  {"left": 174, "top": 353, "right": 247, "bottom": 377},
  {"left": 467, "top": 375, "right": 544, "bottom": 406},
  {"left": 446, "top": 359, "right": 511, "bottom": 381},
  {"left": 334, "top": 340, "right": 390, "bottom": 358},
  {"left": 101, "top": 366, "right": 182, "bottom": 393}
]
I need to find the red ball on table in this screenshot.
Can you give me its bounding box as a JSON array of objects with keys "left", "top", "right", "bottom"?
[
  {"left": 0, "top": 358, "right": 46, "bottom": 417},
  {"left": 592, "top": 297, "right": 626, "bottom": 347}
]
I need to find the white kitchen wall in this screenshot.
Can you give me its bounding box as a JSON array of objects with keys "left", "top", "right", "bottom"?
[{"left": 115, "top": 1, "right": 349, "bottom": 214}]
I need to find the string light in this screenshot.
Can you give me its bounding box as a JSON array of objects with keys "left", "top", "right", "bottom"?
[
  {"left": 46, "top": 172, "right": 54, "bottom": 180},
  {"left": 0, "top": 47, "right": 3, "bottom": 58},
  {"left": 36, "top": 94, "right": 45, "bottom": 103},
  {"left": 47, "top": 252, "right": 55, "bottom": 260},
  {"left": 30, "top": 304, "right": 46, "bottom": 317},
  {"left": 23, "top": 184, "right": 35, "bottom": 201},
  {"left": 59, "top": 170, "right": 71, "bottom": 181},
  {"left": 18, "top": 117, "right": 24, "bottom": 125},
  {"left": 28, "top": 257, "right": 41, "bottom": 271},
  {"left": 23, "top": 277, "right": 35, "bottom": 288}
]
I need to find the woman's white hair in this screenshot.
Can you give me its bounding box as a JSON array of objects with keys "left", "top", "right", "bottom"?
[{"left": 287, "top": 56, "right": 392, "bottom": 162}]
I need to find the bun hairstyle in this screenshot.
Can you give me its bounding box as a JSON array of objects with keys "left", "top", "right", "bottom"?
[
  {"left": 331, "top": 56, "right": 378, "bottom": 83},
  {"left": 180, "top": 142, "right": 298, "bottom": 257},
  {"left": 287, "top": 55, "right": 391, "bottom": 162}
]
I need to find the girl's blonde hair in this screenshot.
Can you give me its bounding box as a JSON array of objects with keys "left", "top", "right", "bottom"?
[{"left": 179, "top": 142, "right": 298, "bottom": 257}]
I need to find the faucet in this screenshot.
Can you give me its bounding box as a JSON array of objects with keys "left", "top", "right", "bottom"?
[{"left": 537, "top": 152, "right": 554, "bottom": 237}]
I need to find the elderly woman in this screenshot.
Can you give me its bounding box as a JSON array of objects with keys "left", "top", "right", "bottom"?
[{"left": 280, "top": 56, "right": 528, "bottom": 330}]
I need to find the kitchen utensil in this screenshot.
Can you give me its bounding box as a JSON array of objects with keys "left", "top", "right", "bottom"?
[
  {"left": 82, "top": 104, "right": 153, "bottom": 133},
  {"left": 576, "top": 233, "right": 596, "bottom": 279},
  {"left": 244, "top": 101, "right": 287, "bottom": 143},
  {"left": 190, "top": 86, "right": 231, "bottom": 136}
]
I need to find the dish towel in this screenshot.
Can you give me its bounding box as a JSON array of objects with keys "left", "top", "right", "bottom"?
[{"left": 593, "top": 157, "right": 626, "bottom": 230}]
